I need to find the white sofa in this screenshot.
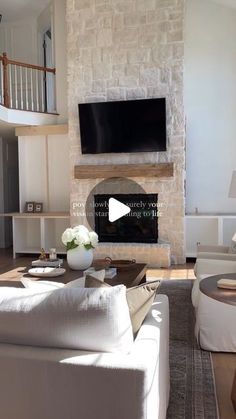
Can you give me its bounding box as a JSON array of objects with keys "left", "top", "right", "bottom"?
[{"left": 0, "top": 294, "right": 170, "bottom": 419}]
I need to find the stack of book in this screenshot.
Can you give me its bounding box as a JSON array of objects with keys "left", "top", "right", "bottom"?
[{"left": 31, "top": 258, "right": 63, "bottom": 268}]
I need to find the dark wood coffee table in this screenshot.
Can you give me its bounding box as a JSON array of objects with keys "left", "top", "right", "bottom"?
[
  {"left": 0, "top": 257, "right": 147, "bottom": 289},
  {"left": 199, "top": 273, "right": 236, "bottom": 306}
]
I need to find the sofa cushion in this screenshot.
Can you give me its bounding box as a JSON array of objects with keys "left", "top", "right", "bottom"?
[
  {"left": 85, "top": 276, "right": 160, "bottom": 334},
  {"left": 0, "top": 285, "right": 133, "bottom": 353}
]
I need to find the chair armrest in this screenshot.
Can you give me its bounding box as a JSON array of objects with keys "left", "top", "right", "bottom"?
[
  {"left": 197, "top": 245, "right": 229, "bottom": 254},
  {"left": 195, "top": 258, "right": 236, "bottom": 277},
  {"left": 197, "top": 252, "right": 236, "bottom": 261}
]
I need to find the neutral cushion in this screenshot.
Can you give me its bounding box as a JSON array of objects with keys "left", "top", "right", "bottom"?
[
  {"left": 85, "top": 276, "right": 160, "bottom": 334},
  {"left": 0, "top": 285, "right": 133, "bottom": 353},
  {"left": 126, "top": 282, "right": 159, "bottom": 334}
]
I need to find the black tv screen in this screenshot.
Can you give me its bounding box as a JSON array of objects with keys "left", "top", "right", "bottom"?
[{"left": 78, "top": 98, "right": 166, "bottom": 154}]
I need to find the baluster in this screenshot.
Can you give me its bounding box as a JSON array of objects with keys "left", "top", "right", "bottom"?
[
  {"left": 14, "top": 65, "right": 18, "bottom": 109},
  {"left": 36, "top": 70, "right": 39, "bottom": 111},
  {"left": 41, "top": 71, "right": 44, "bottom": 112},
  {"left": 30, "top": 68, "right": 34, "bottom": 111},
  {"left": 20, "top": 66, "right": 23, "bottom": 109},
  {"left": 25, "top": 67, "right": 28, "bottom": 110},
  {"left": 9, "top": 64, "right": 13, "bottom": 108}
]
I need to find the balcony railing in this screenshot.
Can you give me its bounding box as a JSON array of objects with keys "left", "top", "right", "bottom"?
[{"left": 0, "top": 52, "right": 56, "bottom": 114}]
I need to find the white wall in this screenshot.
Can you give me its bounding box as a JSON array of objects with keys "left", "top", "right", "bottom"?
[
  {"left": 37, "top": 3, "right": 53, "bottom": 67},
  {"left": 0, "top": 19, "right": 38, "bottom": 64},
  {"left": 53, "top": 0, "right": 67, "bottom": 122},
  {"left": 185, "top": 0, "right": 236, "bottom": 214},
  {"left": 37, "top": 0, "right": 67, "bottom": 121}
]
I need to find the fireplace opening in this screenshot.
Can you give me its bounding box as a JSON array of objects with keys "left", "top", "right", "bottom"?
[{"left": 94, "top": 194, "right": 158, "bottom": 244}]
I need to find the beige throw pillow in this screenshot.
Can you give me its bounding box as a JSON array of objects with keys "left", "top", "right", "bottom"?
[
  {"left": 126, "top": 282, "right": 159, "bottom": 334},
  {"left": 85, "top": 276, "right": 160, "bottom": 334}
]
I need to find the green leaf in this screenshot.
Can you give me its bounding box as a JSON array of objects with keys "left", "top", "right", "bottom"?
[
  {"left": 66, "top": 240, "right": 94, "bottom": 252},
  {"left": 66, "top": 239, "right": 78, "bottom": 251},
  {"left": 84, "top": 244, "right": 93, "bottom": 251}
]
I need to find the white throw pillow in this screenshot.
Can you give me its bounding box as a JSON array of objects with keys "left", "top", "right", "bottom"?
[{"left": 0, "top": 285, "right": 133, "bottom": 353}]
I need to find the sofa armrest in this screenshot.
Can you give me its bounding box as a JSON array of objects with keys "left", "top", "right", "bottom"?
[
  {"left": 195, "top": 258, "right": 236, "bottom": 277},
  {"left": 0, "top": 294, "right": 169, "bottom": 419},
  {"left": 197, "top": 245, "right": 229, "bottom": 254}
]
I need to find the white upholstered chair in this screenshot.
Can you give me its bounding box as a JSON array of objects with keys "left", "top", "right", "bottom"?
[{"left": 192, "top": 245, "right": 236, "bottom": 352}]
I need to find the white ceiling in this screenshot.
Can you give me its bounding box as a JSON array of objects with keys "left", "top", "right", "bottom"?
[
  {"left": 0, "top": 0, "right": 51, "bottom": 23},
  {"left": 209, "top": 0, "right": 236, "bottom": 9}
]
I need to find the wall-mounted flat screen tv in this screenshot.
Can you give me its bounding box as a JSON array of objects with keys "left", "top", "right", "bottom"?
[{"left": 78, "top": 98, "right": 166, "bottom": 154}]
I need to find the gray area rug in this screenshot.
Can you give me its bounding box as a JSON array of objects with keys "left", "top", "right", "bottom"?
[{"left": 159, "top": 280, "right": 219, "bottom": 419}]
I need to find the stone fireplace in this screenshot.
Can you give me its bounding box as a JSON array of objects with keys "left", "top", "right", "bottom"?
[
  {"left": 67, "top": 0, "right": 186, "bottom": 267},
  {"left": 94, "top": 193, "right": 158, "bottom": 243}
]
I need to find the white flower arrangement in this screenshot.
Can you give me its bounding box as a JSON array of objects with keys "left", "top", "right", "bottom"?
[{"left": 62, "top": 225, "right": 99, "bottom": 251}]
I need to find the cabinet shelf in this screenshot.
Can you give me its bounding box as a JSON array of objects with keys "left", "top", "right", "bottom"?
[
  {"left": 5, "top": 212, "right": 69, "bottom": 218},
  {"left": 12, "top": 214, "right": 70, "bottom": 258},
  {"left": 11, "top": 130, "right": 70, "bottom": 258}
]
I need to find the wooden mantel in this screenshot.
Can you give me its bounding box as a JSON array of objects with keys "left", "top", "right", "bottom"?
[{"left": 74, "top": 163, "right": 174, "bottom": 179}]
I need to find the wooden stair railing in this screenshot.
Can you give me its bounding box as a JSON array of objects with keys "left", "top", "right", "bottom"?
[{"left": 0, "top": 52, "right": 56, "bottom": 113}]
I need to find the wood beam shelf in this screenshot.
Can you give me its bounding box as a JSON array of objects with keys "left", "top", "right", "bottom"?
[{"left": 74, "top": 163, "right": 174, "bottom": 179}]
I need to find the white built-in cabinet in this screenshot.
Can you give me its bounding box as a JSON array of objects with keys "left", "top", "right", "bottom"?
[
  {"left": 185, "top": 214, "right": 236, "bottom": 257},
  {"left": 10, "top": 126, "right": 70, "bottom": 258}
]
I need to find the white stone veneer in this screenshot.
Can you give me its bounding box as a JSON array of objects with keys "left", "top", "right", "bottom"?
[{"left": 67, "top": 0, "right": 186, "bottom": 266}]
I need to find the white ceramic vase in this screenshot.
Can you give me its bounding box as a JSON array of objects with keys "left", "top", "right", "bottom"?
[{"left": 67, "top": 247, "right": 93, "bottom": 270}]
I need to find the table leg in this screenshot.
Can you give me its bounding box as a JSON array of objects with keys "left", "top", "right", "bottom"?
[{"left": 231, "top": 369, "right": 236, "bottom": 413}]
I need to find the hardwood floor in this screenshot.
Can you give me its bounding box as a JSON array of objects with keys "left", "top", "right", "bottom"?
[
  {"left": 212, "top": 353, "right": 236, "bottom": 419},
  {"left": 0, "top": 250, "right": 235, "bottom": 418},
  {"left": 147, "top": 264, "right": 196, "bottom": 280}
]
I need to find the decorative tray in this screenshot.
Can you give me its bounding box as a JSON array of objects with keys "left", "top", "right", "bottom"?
[
  {"left": 93, "top": 258, "right": 112, "bottom": 270},
  {"left": 109, "top": 259, "right": 136, "bottom": 269}
]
